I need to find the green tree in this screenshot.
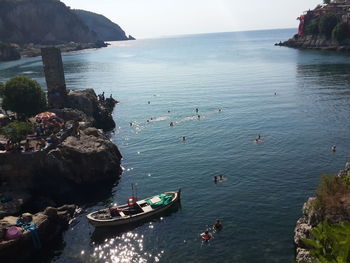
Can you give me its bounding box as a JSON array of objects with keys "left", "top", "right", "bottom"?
[
  {"left": 302, "top": 220, "right": 350, "bottom": 263},
  {"left": 319, "top": 14, "right": 340, "bottom": 38},
  {"left": 1, "top": 121, "right": 34, "bottom": 145},
  {"left": 0, "top": 76, "right": 47, "bottom": 117},
  {"left": 306, "top": 19, "right": 320, "bottom": 35},
  {"left": 332, "top": 22, "right": 349, "bottom": 42}
]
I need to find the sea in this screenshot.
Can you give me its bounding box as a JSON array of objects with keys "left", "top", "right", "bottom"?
[{"left": 1, "top": 28, "right": 350, "bottom": 263}]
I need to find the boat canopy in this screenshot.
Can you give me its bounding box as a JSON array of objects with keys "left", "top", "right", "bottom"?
[{"left": 146, "top": 194, "right": 173, "bottom": 208}]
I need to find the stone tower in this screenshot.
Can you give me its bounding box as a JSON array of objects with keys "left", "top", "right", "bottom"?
[{"left": 41, "top": 47, "right": 67, "bottom": 109}]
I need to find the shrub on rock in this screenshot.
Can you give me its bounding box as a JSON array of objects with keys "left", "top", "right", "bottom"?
[
  {"left": 0, "top": 76, "right": 47, "bottom": 118},
  {"left": 1, "top": 121, "right": 34, "bottom": 144}
]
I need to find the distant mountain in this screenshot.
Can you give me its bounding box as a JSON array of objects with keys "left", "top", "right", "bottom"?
[
  {"left": 0, "top": 0, "right": 134, "bottom": 45},
  {"left": 73, "top": 9, "right": 135, "bottom": 41},
  {"left": 0, "top": 0, "right": 97, "bottom": 44}
]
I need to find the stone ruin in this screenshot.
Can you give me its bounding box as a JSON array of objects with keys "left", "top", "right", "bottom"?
[{"left": 41, "top": 47, "right": 67, "bottom": 109}]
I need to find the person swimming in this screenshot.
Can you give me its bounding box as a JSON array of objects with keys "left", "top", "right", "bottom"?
[
  {"left": 195, "top": 108, "right": 199, "bottom": 113},
  {"left": 168, "top": 110, "right": 171, "bottom": 113},
  {"left": 197, "top": 115, "right": 201, "bottom": 119},
  {"left": 256, "top": 134, "right": 261, "bottom": 140},
  {"left": 214, "top": 219, "right": 223, "bottom": 230},
  {"left": 170, "top": 122, "right": 174, "bottom": 127},
  {"left": 129, "top": 122, "right": 133, "bottom": 126},
  {"left": 148, "top": 101, "right": 151, "bottom": 104},
  {"left": 182, "top": 136, "right": 186, "bottom": 141},
  {"left": 214, "top": 176, "right": 218, "bottom": 183},
  {"left": 332, "top": 145, "right": 336, "bottom": 152},
  {"left": 219, "top": 175, "right": 223, "bottom": 181},
  {"left": 201, "top": 230, "right": 212, "bottom": 242},
  {"left": 218, "top": 109, "right": 222, "bottom": 112}
]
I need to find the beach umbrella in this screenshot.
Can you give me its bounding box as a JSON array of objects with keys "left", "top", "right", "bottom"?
[{"left": 35, "top": 112, "right": 56, "bottom": 120}]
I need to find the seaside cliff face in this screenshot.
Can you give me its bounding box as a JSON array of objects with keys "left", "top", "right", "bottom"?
[
  {"left": 294, "top": 163, "right": 350, "bottom": 263},
  {"left": 73, "top": 9, "right": 135, "bottom": 41},
  {"left": 0, "top": 0, "right": 97, "bottom": 44},
  {"left": 279, "top": 2, "right": 350, "bottom": 51}
]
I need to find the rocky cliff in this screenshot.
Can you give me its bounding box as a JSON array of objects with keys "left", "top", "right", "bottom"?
[
  {"left": 294, "top": 163, "right": 350, "bottom": 262},
  {"left": 278, "top": 2, "right": 350, "bottom": 51},
  {"left": 73, "top": 9, "right": 134, "bottom": 41},
  {"left": 0, "top": 0, "right": 98, "bottom": 44}
]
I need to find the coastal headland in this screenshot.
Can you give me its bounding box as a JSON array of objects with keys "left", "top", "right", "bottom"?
[
  {"left": 277, "top": 1, "right": 350, "bottom": 51},
  {"left": 0, "top": 0, "right": 135, "bottom": 61},
  {"left": 0, "top": 47, "right": 122, "bottom": 262}
]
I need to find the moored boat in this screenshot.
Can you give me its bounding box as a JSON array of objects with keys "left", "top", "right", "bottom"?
[{"left": 86, "top": 189, "right": 181, "bottom": 227}]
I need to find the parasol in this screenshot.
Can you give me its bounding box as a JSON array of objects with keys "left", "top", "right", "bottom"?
[{"left": 35, "top": 112, "right": 56, "bottom": 120}]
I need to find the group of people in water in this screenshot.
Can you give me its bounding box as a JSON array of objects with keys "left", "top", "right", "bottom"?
[{"left": 201, "top": 219, "right": 223, "bottom": 242}]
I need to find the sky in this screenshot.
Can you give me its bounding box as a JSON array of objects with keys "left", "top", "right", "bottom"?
[{"left": 62, "top": 0, "right": 322, "bottom": 39}]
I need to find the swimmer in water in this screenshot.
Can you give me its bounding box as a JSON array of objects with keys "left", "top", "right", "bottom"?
[
  {"left": 148, "top": 101, "right": 151, "bottom": 104},
  {"left": 182, "top": 136, "right": 186, "bottom": 141},
  {"left": 255, "top": 138, "right": 259, "bottom": 143},
  {"left": 218, "top": 109, "right": 222, "bottom": 112},
  {"left": 197, "top": 115, "right": 201, "bottom": 119},
  {"left": 168, "top": 110, "right": 171, "bottom": 113},
  {"left": 201, "top": 230, "right": 212, "bottom": 242},
  {"left": 219, "top": 175, "right": 223, "bottom": 181},
  {"left": 274, "top": 92, "right": 277, "bottom": 95},
  {"left": 256, "top": 134, "right": 261, "bottom": 140},
  {"left": 150, "top": 117, "right": 153, "bottom": 120},
  {"left": 195, "top": 108, "right": 199, "bottom": 113},
  {"left": 214, "top": 219, "right": 223, "bottom": 230},
  {"left": 129, "top": 122, "right": 133, "bottom": 126},
  {"left": 331, "top": 145, "right": 336, "bottom": 152},
  {"left": 147, "top": 120, "right": 150, "bottom": 123},
  {"left": 170, "top": 122, "right": 174, "bottom": 127},
  {"left": 214, "top": 176, "right": 218, "bottom": 183}
]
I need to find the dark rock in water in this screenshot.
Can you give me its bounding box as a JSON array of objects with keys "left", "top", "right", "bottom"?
[
  {"left": 0, "top": 132, "right": 122, "bottom": 210},
  {"left": 0, "top": 43, "right": 20, "bottom": 61},
  {"left": 67, "top": 89, "right": 116, "bottom": 130},
  {"left": 0, "top": 205, "right": 75, "bottom": 263},
  {"left": 73, "top": 9, "right": 131, "bottom": 41}
]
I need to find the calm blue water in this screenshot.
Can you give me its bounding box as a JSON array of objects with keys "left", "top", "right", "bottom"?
[{"left": 2, "top": 28, "right": 350, "bottom": 262}]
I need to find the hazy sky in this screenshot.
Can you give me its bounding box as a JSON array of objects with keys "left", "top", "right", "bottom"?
[{"left": 62, "top": 0, "right": 322, "bottom": 38}]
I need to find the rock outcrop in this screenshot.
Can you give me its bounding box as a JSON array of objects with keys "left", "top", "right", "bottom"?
[
  {"left": 277, "top": 34, "right": 350, "bottom": 51},
  {"left": 0, "top": 130, "right": 121, "bottom": 208},
  {"left": 73, "top": 9, "right": 134, "bottom": 41},
  {"left": 0, "top": 0, "right": 97, "bottom": 44},
  {"left": 67, "top": 89, "right": 116, "bottom": 130},
  {"left": 294, "top": 162, "right": 350, "bottom": 262},
  {"left": 0, "top": 205, "right": 75, "bottom": 263}
]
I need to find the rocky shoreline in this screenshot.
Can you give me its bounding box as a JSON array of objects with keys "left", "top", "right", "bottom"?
[
  {"left": 0, "top": 41, "right": 109, "bottom": 62},
  {"left": 0, "top": 48, "right": 122, "bottom": 262},
  {"left": 276, "top": 35, "right": 350, "bottom": 51},
  {"left": 294, "top": 162, "right": 350, "bottom": 263}
]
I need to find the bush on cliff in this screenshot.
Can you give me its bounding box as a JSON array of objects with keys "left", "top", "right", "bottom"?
[
  {"left": 305, "top": 19, "right": 320, "bottom": 35},
  {"left": 332, "top": 22, "right": 349, "bottom": 42},
  {"left": 315, "top": 175, "right": 350, "bottom": 217},
  {"left": 319, "top": 14, "right": 340, "bottom": 38},
  {"left": 302, "top": 220, "right": 350, "bottom": 263},
  {"left": 0, "top": 76, "right": 47, "bottom": 118},
  {"left": 1, "top": 121, "right": 34, "bottom": 144}
]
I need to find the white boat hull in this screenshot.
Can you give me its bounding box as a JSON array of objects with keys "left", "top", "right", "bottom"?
[{"left": 86, "top": 190, "right": 181, "bottom": 228}]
